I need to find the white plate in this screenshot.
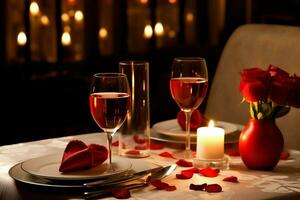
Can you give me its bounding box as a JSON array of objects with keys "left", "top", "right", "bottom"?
[
  {"left": 152, "top": 119, "right": 238, "bottom": 139},
  {"left": 21, "top": 154, "right": 132, "bottom": 181}
]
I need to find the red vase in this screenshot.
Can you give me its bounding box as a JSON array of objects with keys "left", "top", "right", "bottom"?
[{"left": 239, "top": 119, "right": 284, "bottom": 170}]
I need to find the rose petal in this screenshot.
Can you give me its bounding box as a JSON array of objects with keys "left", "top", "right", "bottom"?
[
  {"left": 176, "top": 159, "right": 193, "bottom": 167},
  {"left": 223, "top": 176, "right": 239, "bottom": 183},
  {"left": 205, "top": 184, "right": 222, "bottom": 193},
  {"left": 133, "top": 135, "right": 146, "bottom": 144},
  {"left": 165, "top": 186, "right": 177, "bottom": 191},
  {"left": 176, "top": 171, "right": 194, "bottom": 179},
  {"left": 112, "top": 141, "right": 119, "bottom": 147},
  {"left": 135, "top": 145, "right": 147, "bottom": 150},
  {"left": 111, "top": 189, "right": 131, "bottom": 199},
  {"left": 150, "top": 180, "right": 169, "bottom": 190},
  {"left": 182, "top": 167, "right": 200, "bottom": 174},
  {"left": 199, "top": 168, "right": 220, "bottom": 177},
  {"left": 150, "top": 143, "right": 165, "bottom": 150},
  {"left": 159, "top": 152, "right": 176, "bottom": 159},
  {"left": 112, "top": 141, "right": 126, "bottom": 148},
  {"left": 280, "top": 151, "right": 290, "bottom": 160},
  {"left": 189, "top": 183, "right": 207, "bottom": 191},
  {"left": 125, "top": 150, "right": 140, "bottom": 155}
]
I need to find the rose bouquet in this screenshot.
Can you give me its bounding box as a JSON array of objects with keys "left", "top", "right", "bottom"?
[{"left": 239, "top": 65, "right": 300, "bottom": 119}]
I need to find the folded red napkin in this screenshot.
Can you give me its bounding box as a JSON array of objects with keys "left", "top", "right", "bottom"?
[
  {"left": 59, "top": 140, "right": 108, "bottom": 172},
  {"left": 177, "top": 109, "right": 208, "bottom": 131}
]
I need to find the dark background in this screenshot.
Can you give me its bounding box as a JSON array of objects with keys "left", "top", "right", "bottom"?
[{"left": 1, "top": 0, "right": 300, "bottom": 145}]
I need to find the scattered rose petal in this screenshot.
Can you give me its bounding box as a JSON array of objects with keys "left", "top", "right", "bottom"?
[
  {"left": 199, "top": 168, "right": 220, "bottom": 177},
  {"left": 159, "top": 152, "right": 176, "bottom": 159},
  {"left": 112, "top": 141, "right": 126, "bottom": 148},
  {"left": 135, "top": 145, "right": 147, "bottom": 150},
  {"left": 176, "top": 171, "right": 194, "bottom": 179},
  {"left": 182, "top": 167, "right": 200, "bottom": 174},
  {"left": 176, "top": 159, "right": 193, "bottom": 167},
  {"left": 111, "top": 189, "right": 131, "bottom": 199},
  {"left": 133, "top": 135, "right": 146, "bottom": 144},
  {"left": 189, "top": 183, "right": 207, "bottom": 191},
  {"left": 165, "top": 186, "right": 177, "bottom": 191},
  {"left": 150, "top": 180, "right": 169, "bottom": 190},
  {"left": 150, "top": 143, "right": 165, "bottom": 150},
  {"left": 150, "top": 180, "right": 176, "bottom": 191},
  {"left": 223, "top": 176, "right": 239, "bottom": 183},
  {"left": 205, "top": 184, "right": 222, "bottom": 193},
  {"left": 280, "top": 151, "right": 290, "bottom": 160},
  {"left": 112, "top": 141, "right": 119, "bottom": 147},
  {"left": 125, "top": 150, "right": 140, "bottom": 155}
]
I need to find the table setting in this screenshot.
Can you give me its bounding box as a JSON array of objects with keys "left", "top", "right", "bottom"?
[{"left": 2, "top": 58, "right": 300, "bottom": 199}]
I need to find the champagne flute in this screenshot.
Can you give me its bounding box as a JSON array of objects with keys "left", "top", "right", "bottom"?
[
  {"left": 170, "top": 57, "right": 208, "bottom": 158},
  {"left": 89, "top": 73, "right": 130, "bottom": 165}
]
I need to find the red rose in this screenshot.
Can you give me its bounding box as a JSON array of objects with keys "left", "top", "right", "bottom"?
[
  {"left": 240, "top": 67, "right": 270, "bottom": 82},
  {"left": 268, "top": 65, "right": 289, "bottom": 78},
  {"left": 240, "top": 81, "right": 269, "bottom": 102},
  {"left": 268, "top": 65, "right": 300, "bottom": 107},
  {"left": 240, "top": 68, "right": 270, "bottom": 102}
]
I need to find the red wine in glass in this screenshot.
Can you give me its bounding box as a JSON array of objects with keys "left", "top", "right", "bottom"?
[
  {"left": 170, "top": 77, "right": 208, "bottom": 111},
  {"left": 89, "top": 73, "right": 130, "bottom": 165},
  {"left": 90, "top": 92, "right": 130, "bottom": 131},
  {"left": 170, "top": 57, "right": 208, "bottom": 158}
]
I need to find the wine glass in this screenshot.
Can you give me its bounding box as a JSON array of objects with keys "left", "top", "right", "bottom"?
[
  {"left": 89, "top": 73, "right": 130, "bottom": 165},
  {"left": 170, "top": 57, "right": 208, "bottom": 158}
]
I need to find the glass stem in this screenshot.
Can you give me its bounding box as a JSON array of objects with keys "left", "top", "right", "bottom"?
[
  {"left": 106, "top": 132, "right": 113, "bottom": 165},
  {"left": 185, "top": 111, "right": 192, "bottom": 152}
]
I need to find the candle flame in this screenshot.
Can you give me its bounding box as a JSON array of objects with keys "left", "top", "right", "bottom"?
[
  {"left": 17, "top": 32, "right": 27, "bottom": 46},
  {"left": 208, "top": 120, "right": 214, "bottom": 128}
]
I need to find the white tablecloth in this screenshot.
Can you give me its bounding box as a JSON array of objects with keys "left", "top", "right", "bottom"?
[{"left": 0, "top": 132, "right": 300, "bottom": 200}]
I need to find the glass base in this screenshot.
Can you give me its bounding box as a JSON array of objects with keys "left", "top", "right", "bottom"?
[{"left": 193, "top": 155, "right": 230, "bottom": 170}]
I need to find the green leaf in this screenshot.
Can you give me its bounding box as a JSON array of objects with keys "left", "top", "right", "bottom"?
[
  {"left": 274, "top": 106, "right": 290, "bottom": 118},
  {"left": 257, "top": 112, "right": 264, "bottom": 120},
  {"left": 261, "top": 102, "right": 272, "bottom": 119},
  {"left": 250, "top": 102, "right": 256, "bottom": 119}
]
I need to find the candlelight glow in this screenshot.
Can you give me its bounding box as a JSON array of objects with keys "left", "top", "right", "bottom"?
[
  {"left": 140, "top": 0, "right": 148, "bottom": 4},
  {"left": 74, "top": 10, "right": 84, "bottom": 22},
  {"left": 61, "top": 32, "right": 71, "bottom": 46},
  {"left": 17, "top": 32, "right": 27, "bottom": 46},
  {"left": 186, "top": 12, "right": 194, "bottom": 22},
  {"left": 208, "top": 120, "right": 215, "bottom": 128},
  {"left": 30, "top": 1, "right": 40, "bottom": 16},
  {"left": 169, "top": 0, "right": 177, "bottom": 4},
  {"left": 168, "top": 30, "right": 176, "bottom": 38},
  {"left": 40, "top": 15, "right": 50, "bottom": 26},
  {"left": 144, "top": 24, "right": 153, "bottom": 39},
  {"left": 154, "top": 22, "right": 164, "bottom": 36},
  {"left": 99, "top": 28, "right": 108, "bottom": 39},
  {"left": 61, "top": 13, "right": 70, "bottom": 22}
]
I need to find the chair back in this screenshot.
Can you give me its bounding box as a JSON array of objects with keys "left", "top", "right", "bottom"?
[{"left": 205, "top": 24, "right": 300, "bottom": 150}]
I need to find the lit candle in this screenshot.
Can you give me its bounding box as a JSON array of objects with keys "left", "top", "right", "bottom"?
[{"left": 196, "top": 120, "right": 225, "bottom": 160}]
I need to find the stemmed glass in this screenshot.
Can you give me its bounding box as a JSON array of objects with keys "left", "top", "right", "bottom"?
[
  {"left": 170, "top": 57, "right": 208, "bottom": 158},
  {"left": 89, "top": 73, "right": 130, "bottom": 165}
]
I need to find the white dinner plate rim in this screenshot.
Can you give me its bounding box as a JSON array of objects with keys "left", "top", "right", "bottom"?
[
  {"left": 152, "top": 119, "right": 238, "bottom": 138},
  {"left": 21, "top": 153, "right": 132, "bottom": 181}
]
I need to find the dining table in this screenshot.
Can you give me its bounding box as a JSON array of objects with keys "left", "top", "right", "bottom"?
[{"left": 1, "top": 127, "right": 300, "bottom": 200}]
